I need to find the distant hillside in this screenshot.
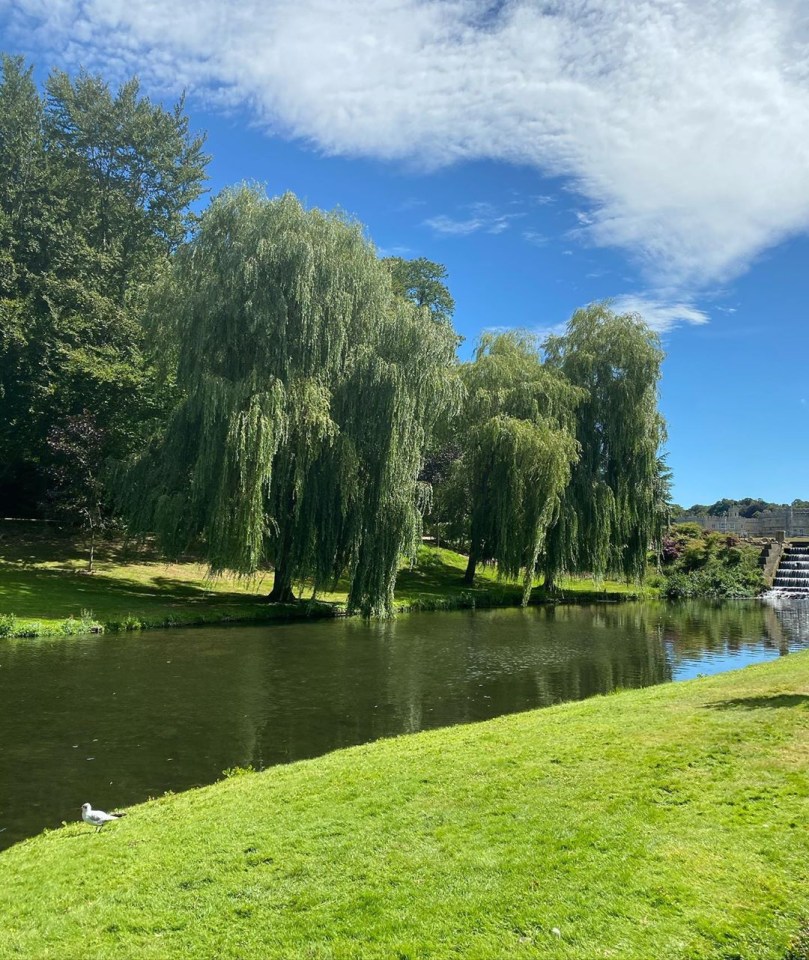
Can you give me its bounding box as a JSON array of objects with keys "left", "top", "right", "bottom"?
[{"left": 677, "top": 497, "right": 809, "bottom": 519}]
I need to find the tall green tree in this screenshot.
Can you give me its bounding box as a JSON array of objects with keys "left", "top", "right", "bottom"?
[
  {"left": 45, "top": 411, "right": 107, "bottom": 572},
  {"left": 542, "top": 303, "right": 666, "bottom": 586},
  {"left": 0, "top": 56, "right": 208, "bottom": 513},
  {"left": 382, "top": 255, "right": 462, "bottom": 538},
  {"left": 0, "top": 55, "right": 49, "bottom": 503},
  {"left": 44, "top": 69, "right": 207, "bottom": 300},
  {"left": 124, "top": 186, "right": 459, "bottom": 616},
  {"left": 383, "top": 256, "right": 455, "bottom": 325},
  {"left": 452, "top": 331, "right": 581, "bottom": 602}
]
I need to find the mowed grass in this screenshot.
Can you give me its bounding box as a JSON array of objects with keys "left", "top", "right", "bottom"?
[
  {"left": 1, "top": 654, "right": 808, "bottom": 959},
  {"left": 0, "top": 527, "right": 648, "bottom": 634}
]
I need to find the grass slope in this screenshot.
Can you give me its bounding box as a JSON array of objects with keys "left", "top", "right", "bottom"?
[
  {"left": 0, "top": 529, "right": 647, "bottom": 636},
  {"left": 1, "top": 654, "right": 807, "bottom": 959}
]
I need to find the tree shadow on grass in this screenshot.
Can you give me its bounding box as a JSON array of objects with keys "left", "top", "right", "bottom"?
[
  {"left": 707, "top": 694, "right": 809, "bottom": 710},
  {"left": 0, "top": 530, "right": 168, "bottom": 566},
  {"left": 0, "top": 563, "right": 271, "bottom": 619}
]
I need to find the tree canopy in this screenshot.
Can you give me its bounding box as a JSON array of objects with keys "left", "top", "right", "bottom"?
[
  {"left": 684, "top": 497, "right": 809, "bottom": 517},
  {"left": 450, "top": 330, "right": 581, "bottom": 601},
  {"left": 0, "top": 57, "right": 673, "bottom": 611},
  {"left": 0, "top": 55, "right": 208, "bottom": 514},
  {"left": 124, "top": 186, "right": 459, "bottom": 616},
  {"left": 542, "top": 303, "right": 666, "bottom": 584},
  {"left": 383, "top": 256, "right": 455, "bottom": 325}
]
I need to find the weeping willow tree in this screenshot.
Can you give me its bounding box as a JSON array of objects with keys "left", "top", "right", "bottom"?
[
  {"left": 542, "top": 303, "right": 666, "bottom": 587},
  {"left": 453, "top": 331, "right": 582, "bottom": 603},
  {"left": 123, "top": 185, "right": 459, "bottom": 616}
]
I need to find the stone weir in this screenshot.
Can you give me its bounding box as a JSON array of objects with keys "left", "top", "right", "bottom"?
[{"left": 771, "top": 544, "right": 809, "bottom": 597}]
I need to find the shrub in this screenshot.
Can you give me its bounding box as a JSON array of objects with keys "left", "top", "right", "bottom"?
[
  {"left": 660, "top": 524, "right": 764, "bottom": 599},
  {"left": 60, "top": 610, "right": 102, "bottom": 635},
  {"left": 0, "top": 613, "right": 17, "bottom": 637},
  {"left": 660, "top": 536, "right": 681, "bottom": 563},
  {"left": 785, "top": 922, "right": 809, "bottom": 960},
  {"left": 221, "top": 764, "right": 256, "bottom": 779}
]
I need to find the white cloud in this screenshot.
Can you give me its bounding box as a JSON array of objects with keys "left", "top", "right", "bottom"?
[
  {"left": 6, "top": 0, "right": 809, "bottom": 288},
  {"left": 422, "top": 214, "right": 487, "bottom": 236},
  {"left": 423, "top": 202, "right": 523, "bottom": 237},
  {"left": 523, "top": 230, "right": 549, "bottom": 247},
  {"left": 532, "top": 320, "right": 570, "bottom": 341},
  {"left": 610, "top": 296, "right": 710, "bottom": 334}
]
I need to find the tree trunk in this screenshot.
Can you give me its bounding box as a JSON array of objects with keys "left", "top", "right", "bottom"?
[
  {"left": 463, "top": 549, "right": 478, "bottom": 585},
  {"left": 87, "top": 521, "right": 95, "bottom": 574},
  {"left": 544, "top": 573, "right": 555, "bottom": 594},
  {"left": 268, "top": 564, "right": 296, "bottom": 603}
]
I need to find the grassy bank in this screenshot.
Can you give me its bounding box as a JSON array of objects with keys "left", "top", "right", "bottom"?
[
  {"left": 0, "top": 527, "right": 649, "bottom": 637},
  {"left": 1, "top": 653, "right": 807, "bottom": 958}
]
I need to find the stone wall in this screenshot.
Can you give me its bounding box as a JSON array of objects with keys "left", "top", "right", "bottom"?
[{"left": 677, "top": 506, "right": 809, "bottom": 537}]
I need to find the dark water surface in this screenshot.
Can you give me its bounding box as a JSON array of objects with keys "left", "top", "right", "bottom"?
[{"left": 2, "top": 599, "right": 808, "bottom": 849}]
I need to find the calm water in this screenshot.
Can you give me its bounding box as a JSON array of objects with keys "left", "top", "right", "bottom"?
[{"left": 1, "top": 598, "right": 808, "bottom": 850}]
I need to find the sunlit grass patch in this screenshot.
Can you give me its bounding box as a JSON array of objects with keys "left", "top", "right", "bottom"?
[
  {"left": 1, "top": 652, "right": 807, "bottom": 958},
  {"left": 0, "top": 531, "right": 650, "bottom": 636}
]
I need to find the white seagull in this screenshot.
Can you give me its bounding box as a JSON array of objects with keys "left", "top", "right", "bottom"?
[{"left": 81, "top": 802, "right": 125, "bottom": 832}]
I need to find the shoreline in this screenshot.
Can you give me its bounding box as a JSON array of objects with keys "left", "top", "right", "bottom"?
[
  {"left": 2, "top": 651, "right": 806, "bottom": 957},
  {"left": 0, "top": 537, "right": 652, "bottom": 639}
]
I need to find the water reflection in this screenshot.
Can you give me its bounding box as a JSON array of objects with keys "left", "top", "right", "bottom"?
[{"left": 1, "top": 599, "right": 807, "bottom": 849}]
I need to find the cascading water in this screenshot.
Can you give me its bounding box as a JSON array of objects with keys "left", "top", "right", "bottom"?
[{"left": 769, "top": 544, "right": 809, "bottom": 597}]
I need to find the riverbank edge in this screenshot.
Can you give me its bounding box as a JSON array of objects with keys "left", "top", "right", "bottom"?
[
  {"left": 0, "top": 540, "right": 654, "bottom": 639},
  {"left": 2, "top": 651, "right": 807, "bottom": 959},
  {"left": 0, "top": 582, "right": 648, "bottom": 638}
]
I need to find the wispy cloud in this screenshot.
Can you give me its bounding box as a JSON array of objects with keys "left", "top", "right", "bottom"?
[
  {"left": 395, "top": 198, "right": 427, "bottom": 212},
  {"left": 530, "top": 294, "right": 709, "bottom": 343},
  {"left": 523, "top": 230, "right": 549, "bottom": 247},
  {"left": 422, "top": 214, "right": 487, "bottom": 236},
  {"left": 7, "top": 0, "right": 809, "bottom": 290},
  {"left": 532, "top": 320, "right": 570, "bottom": 341},
  {"left": 610, "top": 295, "right": 710, "bottom": 334},
  {"left": 423, "top": 202, "right": 524, "bottom": 237}
]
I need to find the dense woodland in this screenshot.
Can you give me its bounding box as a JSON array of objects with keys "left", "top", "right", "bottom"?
[{"left": 0, "top": 56, "right": 670, "bottom": 615}]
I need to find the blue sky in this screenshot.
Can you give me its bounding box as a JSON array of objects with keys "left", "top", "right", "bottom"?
[{"left": 3, "top": 0, "right": 809, "bottom": 508}]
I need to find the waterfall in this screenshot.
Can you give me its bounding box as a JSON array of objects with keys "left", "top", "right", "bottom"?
[{"left": 769, "top": 544, "right": 809, "bottom": 597}]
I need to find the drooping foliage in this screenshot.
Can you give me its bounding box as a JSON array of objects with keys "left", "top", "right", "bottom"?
[
  {"left": 0, "top": 55, "right": 208, "bottom": 514},
  {"left": 542, "top": 303, "right": 666, "bottom": 584},
  {"left": 383, "top": 255, "right": 463, "bottom": 532},
  {"left": 451, "top": 331, "right": 581, "bottom": 602},
  {"left": 124, "top": 186, "right": 459, "bottom": 616}
]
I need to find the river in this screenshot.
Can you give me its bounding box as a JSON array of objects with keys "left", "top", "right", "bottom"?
[{"left": 1, "top": 598, "right": 807, "bottom": 849}]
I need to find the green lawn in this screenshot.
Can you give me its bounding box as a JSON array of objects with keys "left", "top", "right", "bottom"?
[
  {"left": 0, "top": 527, "right": 648, "bottom": 635},
  {"left": 1, "top": 653, "right": 807, "bottom": 958}
]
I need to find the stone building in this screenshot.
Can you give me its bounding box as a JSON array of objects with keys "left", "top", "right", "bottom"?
[{"left": 677, "top": 505, "right": 809, "bottom": 537}]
